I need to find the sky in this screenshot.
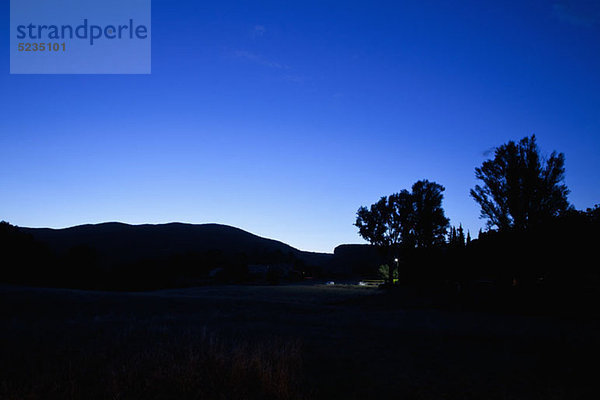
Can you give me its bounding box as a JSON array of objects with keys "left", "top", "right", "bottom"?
[{"left": 1, "top": 0, "right": 599, "bottom": 253}]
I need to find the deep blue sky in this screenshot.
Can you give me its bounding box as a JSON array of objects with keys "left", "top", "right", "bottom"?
[{"left": 1, "top": 0, "right": 599, "bottom": 252}]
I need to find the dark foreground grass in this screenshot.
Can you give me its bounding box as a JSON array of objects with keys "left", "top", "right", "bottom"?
[
  {"left": 1, "top": 284, "right": 599, "bottom": 399},
  {"left": 0, "top": 323, "right": 305, "bottom": 400}
]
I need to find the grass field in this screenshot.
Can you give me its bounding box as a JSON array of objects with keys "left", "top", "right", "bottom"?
[{"left": 1, "top": 283, "right": 599, "bottom": 399}]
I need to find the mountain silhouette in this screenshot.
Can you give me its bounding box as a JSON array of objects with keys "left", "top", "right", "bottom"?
[{"left": 22, "top": 222, "right": 332, "bottom": 268}]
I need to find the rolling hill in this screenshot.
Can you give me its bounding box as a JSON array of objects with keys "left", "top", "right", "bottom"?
[{"left": 21, "top": 222, "right": 333, "bottom": 268}]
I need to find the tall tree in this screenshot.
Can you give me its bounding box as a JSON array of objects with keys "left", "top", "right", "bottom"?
[
  {"left": 355, "top": 195, "right": 410, "bottom": 283},
  {"left": 457, "top": 224, "right": 465, "bottom": 247},
  {"left": 411, "top": 180, "right": 450, "bottom": 248},
  {"left": 355, "top": 196, "right": 398, "bottom": 249},
  {"left": 448, "top": 227, "right": 457, "bottom": 246},
  {"left": 470, "top": 135, "right": 571, "bottom": 231},
  {"left": 355, "top": 180, "right": 450, "bottom": 282},
  {"left": 448, "top": 224, "right": 467, "bottom": 248},
  {"left": 389, "top": 190, "right": 415, "bottom": 248}
]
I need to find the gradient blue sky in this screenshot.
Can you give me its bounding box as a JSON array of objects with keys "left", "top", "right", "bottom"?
[{"left": 1, "top": 0, "right": 599, "bottom": 252}]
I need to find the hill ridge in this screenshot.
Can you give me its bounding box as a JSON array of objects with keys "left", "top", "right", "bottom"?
[{"left": 21, "top": 222, "right": 333, "bottom": 268}]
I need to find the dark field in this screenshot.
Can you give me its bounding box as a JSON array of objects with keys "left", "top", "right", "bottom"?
[{"left": 1, "top": 283, "right": 599, "bottom": 399}]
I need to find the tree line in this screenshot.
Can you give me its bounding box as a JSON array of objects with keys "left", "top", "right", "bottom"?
[{"left": 355, "top": 135, "right": 599, "bottom": 312}]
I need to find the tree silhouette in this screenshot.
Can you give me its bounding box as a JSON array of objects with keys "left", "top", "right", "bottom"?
[
  {"left": 355, "top": 180, "right": 450, "bottom": 282},
  {"left": 355, "top": 194, "right": 411, "bottom": 283},
  {"left": 448, "top": 224, "right": 466, "bottom": 249},
  {"left": 457, "top": 225, "right": 465, "bottom": 247},
  {"left": 471, "top": 135, "right": 571, "bottom": 231},
  {"left": 411, "top": 180, "right": 450, "bottom": 248}
]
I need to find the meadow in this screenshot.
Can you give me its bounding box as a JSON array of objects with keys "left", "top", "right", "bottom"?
[{"left": 1, "top": 283, "right": 598, "bottom": 399}]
